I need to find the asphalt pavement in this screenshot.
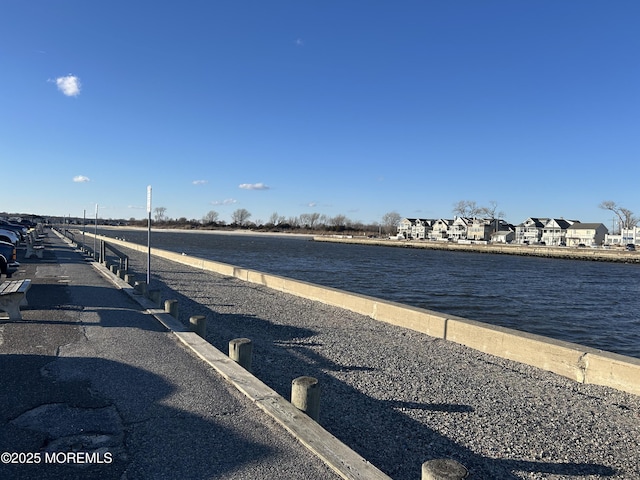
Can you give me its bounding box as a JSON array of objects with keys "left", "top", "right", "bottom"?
[{"left": 0, "top": 231, "right": 340, "bottom": 480}]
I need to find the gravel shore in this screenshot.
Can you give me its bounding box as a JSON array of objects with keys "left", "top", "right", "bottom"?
[{"left": 119, "top": 246, "right": 639, "bottom": 480}]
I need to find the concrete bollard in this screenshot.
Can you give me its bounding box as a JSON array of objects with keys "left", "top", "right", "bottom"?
[
  {"left": 189, "top": 315, "right": 207, "bottom": 338},
  {"left": 421, "top": 459, "right": 468, "bottom": 480},
  {"left": 134, "top": 281, "right": 147, "bottom": 296},
  {"left": 291, "top": 376, "right": 320, "bottom": 421},
  {"left": 148, "top": 289, "right": 162, "bottom": 306},
  {"left": 164, "top": 299, "right": 178, "bottom": 319},
  {"left": 229, "top": 338, "right": 252, "bottom": 371}
]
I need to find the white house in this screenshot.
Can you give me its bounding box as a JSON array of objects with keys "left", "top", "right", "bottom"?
[
  {"left": 397, "top": 218, "right": 435, "bottom": 239},
  {"left": 397, "top": 218, "right": 414, "bottom": 239},
  {"left": 515, "top": 218, "right": 548, "bottom": 244},
  {"left": 605, "top": 226, "right": 640, "bottom": 246},
  {"left": 565, "top": 223, "right": 608, "bottom": 247},
  {"left": 448, "top": 217, "right": 471, "bottom": 241},
  {"left": 491, "top": 229, "right": 515, "bottom": 243},
  {"left": 541, "top": 219, "right": 578, "bottom": 246},
  {"left": 412, "top": 219, "right": 434, "bottom": 239},
  {"left": 430, "top": 219, "right": 453, "bottom": 241}
]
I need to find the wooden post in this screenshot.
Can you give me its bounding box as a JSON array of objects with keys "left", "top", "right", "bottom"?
[
  {"left": 124, "top": 274, "right": 134, "bottom": 286},
  {"left": 229, "top": 338, "right": 252, "bottom": 371},
  {"left": 422, "top": 459, "right": 468, "bottom": 480},
  {"left": 164, "top": 299, "right": 178, "bottom": 319},
  {"left": 291, "top": 376, "right": 320, "bottom": 421},
  {"left": 190, "top": 315, "right": 207, "bottom": 338}
]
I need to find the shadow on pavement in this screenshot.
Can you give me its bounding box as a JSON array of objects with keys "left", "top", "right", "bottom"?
[{"left": 0, "top": 354, "right": 281, "bottom": 480}]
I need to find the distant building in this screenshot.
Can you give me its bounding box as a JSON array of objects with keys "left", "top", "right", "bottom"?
[
  {"left": 397, "top": 218, "right": 435, "bottom": 239},
  {"left": 565, "top": 223, "right": 608, "bottom": 247},
  {"left": 430, "top": 219, "right": 453, "bottom": 241},
  {"left": 515, "top": 218, "right": 548, "bottom": 244},
  {"left": 541, "top": 219, "right": 578, "bottom": 246},
  {"left": 448, "top": 217, "right": 471, "bottom": 241},
  {"left": 491, "top": 229, "right": 515, "bottom": 243},
  {"left": 605, "top": 226, "right": 640, "bottom": 246}
]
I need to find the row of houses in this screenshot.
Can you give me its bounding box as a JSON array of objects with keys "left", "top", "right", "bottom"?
[{"left": 397, "top": 217, "right": 639, "bottom": 247}]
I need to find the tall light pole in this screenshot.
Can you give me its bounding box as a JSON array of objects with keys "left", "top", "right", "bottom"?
[
  {"left": 147, "top": 185, "right": 152, "bottom": 285},
  {"left": 94, "top": 204, "right": 98, "bottom": 260}
]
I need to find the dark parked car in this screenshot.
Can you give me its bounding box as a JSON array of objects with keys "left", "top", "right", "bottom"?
[
  {"left": 0, "top": 240, "right": 18, "bottom": 277},
  {"left": 626, "top": 244, "right": 636, "bottom": 251}
]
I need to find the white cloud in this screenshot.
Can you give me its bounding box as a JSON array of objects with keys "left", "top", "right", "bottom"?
[
  {"left": 212, "top": 198, "right": 237, "bottom": 206},
  {"left": 295, "top": 38, "right": 304, "bottom": 47},
  {"left": 239, "top": 183, "right": 270, "bottom": 190},
  {"left": 53, "top": 74, "right": 81, "bottom": 97},
  {"left": 307, "top": 202, "right": 317, "bottom": 208},
  {"left": 73, "top": 175, "right": 90, "bottom": 183},
  {"left": 192, "top": 180, "right": 208, "bottom": 185}
]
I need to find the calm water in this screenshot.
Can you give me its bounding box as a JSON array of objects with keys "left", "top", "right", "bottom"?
[{"left": 100, "top": 229, "right": 640, "bottom": 359}]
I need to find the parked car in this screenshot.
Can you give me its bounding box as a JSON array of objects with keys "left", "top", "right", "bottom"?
[
  {"left": 0, "top": 228, "right": 20, "bottom": 245},
  {"left": 626, "top": 244, "right": 636, "bottom": 251},
  {"left": 0, "top": 220, "right": 27, "bottom": 241},
  {"left": 0, "top": 240, "right": 18, "bottom": 278}
]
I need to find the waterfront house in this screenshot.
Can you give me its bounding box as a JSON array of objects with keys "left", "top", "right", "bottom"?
[
  {"left": 565, "top": 223, "right": 608, "bottom": 247},
  {"left": 541, "top": 218, "right": 577, "bottom": 246},
  {"left": 397, "top": 218, "right": 436, "bottom": 239},
  {"left": 397, "top": 218, "right": 414, "bottom": 239},
  {"left": 515, "top": 218, "right": 549, "bottom": 244},
  {"left": 467, "top": 218, "right": 493, "bottom": 241},
  {"left": 491, "top": 229, "right": 515, "bottom": 243},
  {"left": 430, "top": 219, "right": 453, "bottom": 241},
  {"left": 412, "top": 219, "right": 434, "bottom": 239},
  {"left": 467, "top": 218, "right": 512, "bottom": 242},
  {"left": 448, "top": 217, "right": 472, "bottom": 241}
]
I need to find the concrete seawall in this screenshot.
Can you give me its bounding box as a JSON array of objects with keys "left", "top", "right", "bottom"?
[
  {"left": 313, "top": 235, "right": 640, "bottom": 263},
  {"left": 85, "top": 232, "right": 640, "bottom": 397}
]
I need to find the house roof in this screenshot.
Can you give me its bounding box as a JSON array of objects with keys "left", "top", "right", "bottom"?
[
  {"left": 545, "top": 218, "right": 577, "bottom": 229},
  {"left": 567, "top": 223, "right": 607, "bottom": 231},
  {"left": 517, "top": 217, "right": 548, "bottom": 227}
]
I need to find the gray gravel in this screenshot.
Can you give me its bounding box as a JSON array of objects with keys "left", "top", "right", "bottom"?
[{"left": 119, "top": 246, "right": 640, "bottom": 480}]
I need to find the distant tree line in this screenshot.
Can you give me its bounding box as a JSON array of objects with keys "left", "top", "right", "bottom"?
[{"left": 121, "top": 208, "right": 403, "bottom": 236}]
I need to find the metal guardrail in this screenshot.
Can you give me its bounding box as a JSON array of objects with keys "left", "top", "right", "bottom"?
[
  {"left": 56, "top": 227, "right": 129, "bottom": 272},
  {"left": 99, "top": 240, "right": 129, "bottom": 272}
]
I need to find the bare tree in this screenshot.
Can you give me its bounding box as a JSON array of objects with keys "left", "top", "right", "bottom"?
[
  {"left": 599, "top": 201, "right": 638, "bottom": 230},
  {"left": 453, "top": 200, "right": 505, "bottom": 220},
  {"left": 478, "top": 200, "right": 505, "bottom": 219},
  {"left": 299, "top": 212, "right": 322, "bottom": 228},
  {"left": 267, "top": 212, "right": 280, "bottom": 226},
  {"left": 452, "top": 200, "right": 481, "bottom": 218},
  {"left": 287, "top": 216, "right": 300, "bottom": 228},
  {"left": 381, "top": 211, "right": 402, "bottom": 234},
  {"left": 202, "top": 210, "right": 219, "bottom": 224},
  {"left": 231, "top": 208, "right": 252, "bottom": 226},
  {"left": 154, "top": 207, "right": 167, "bottom": 222}
]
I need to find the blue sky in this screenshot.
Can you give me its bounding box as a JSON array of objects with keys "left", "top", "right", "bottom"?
[{"left": 2, "top": 1, "right": 638, "bottom": 227}]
